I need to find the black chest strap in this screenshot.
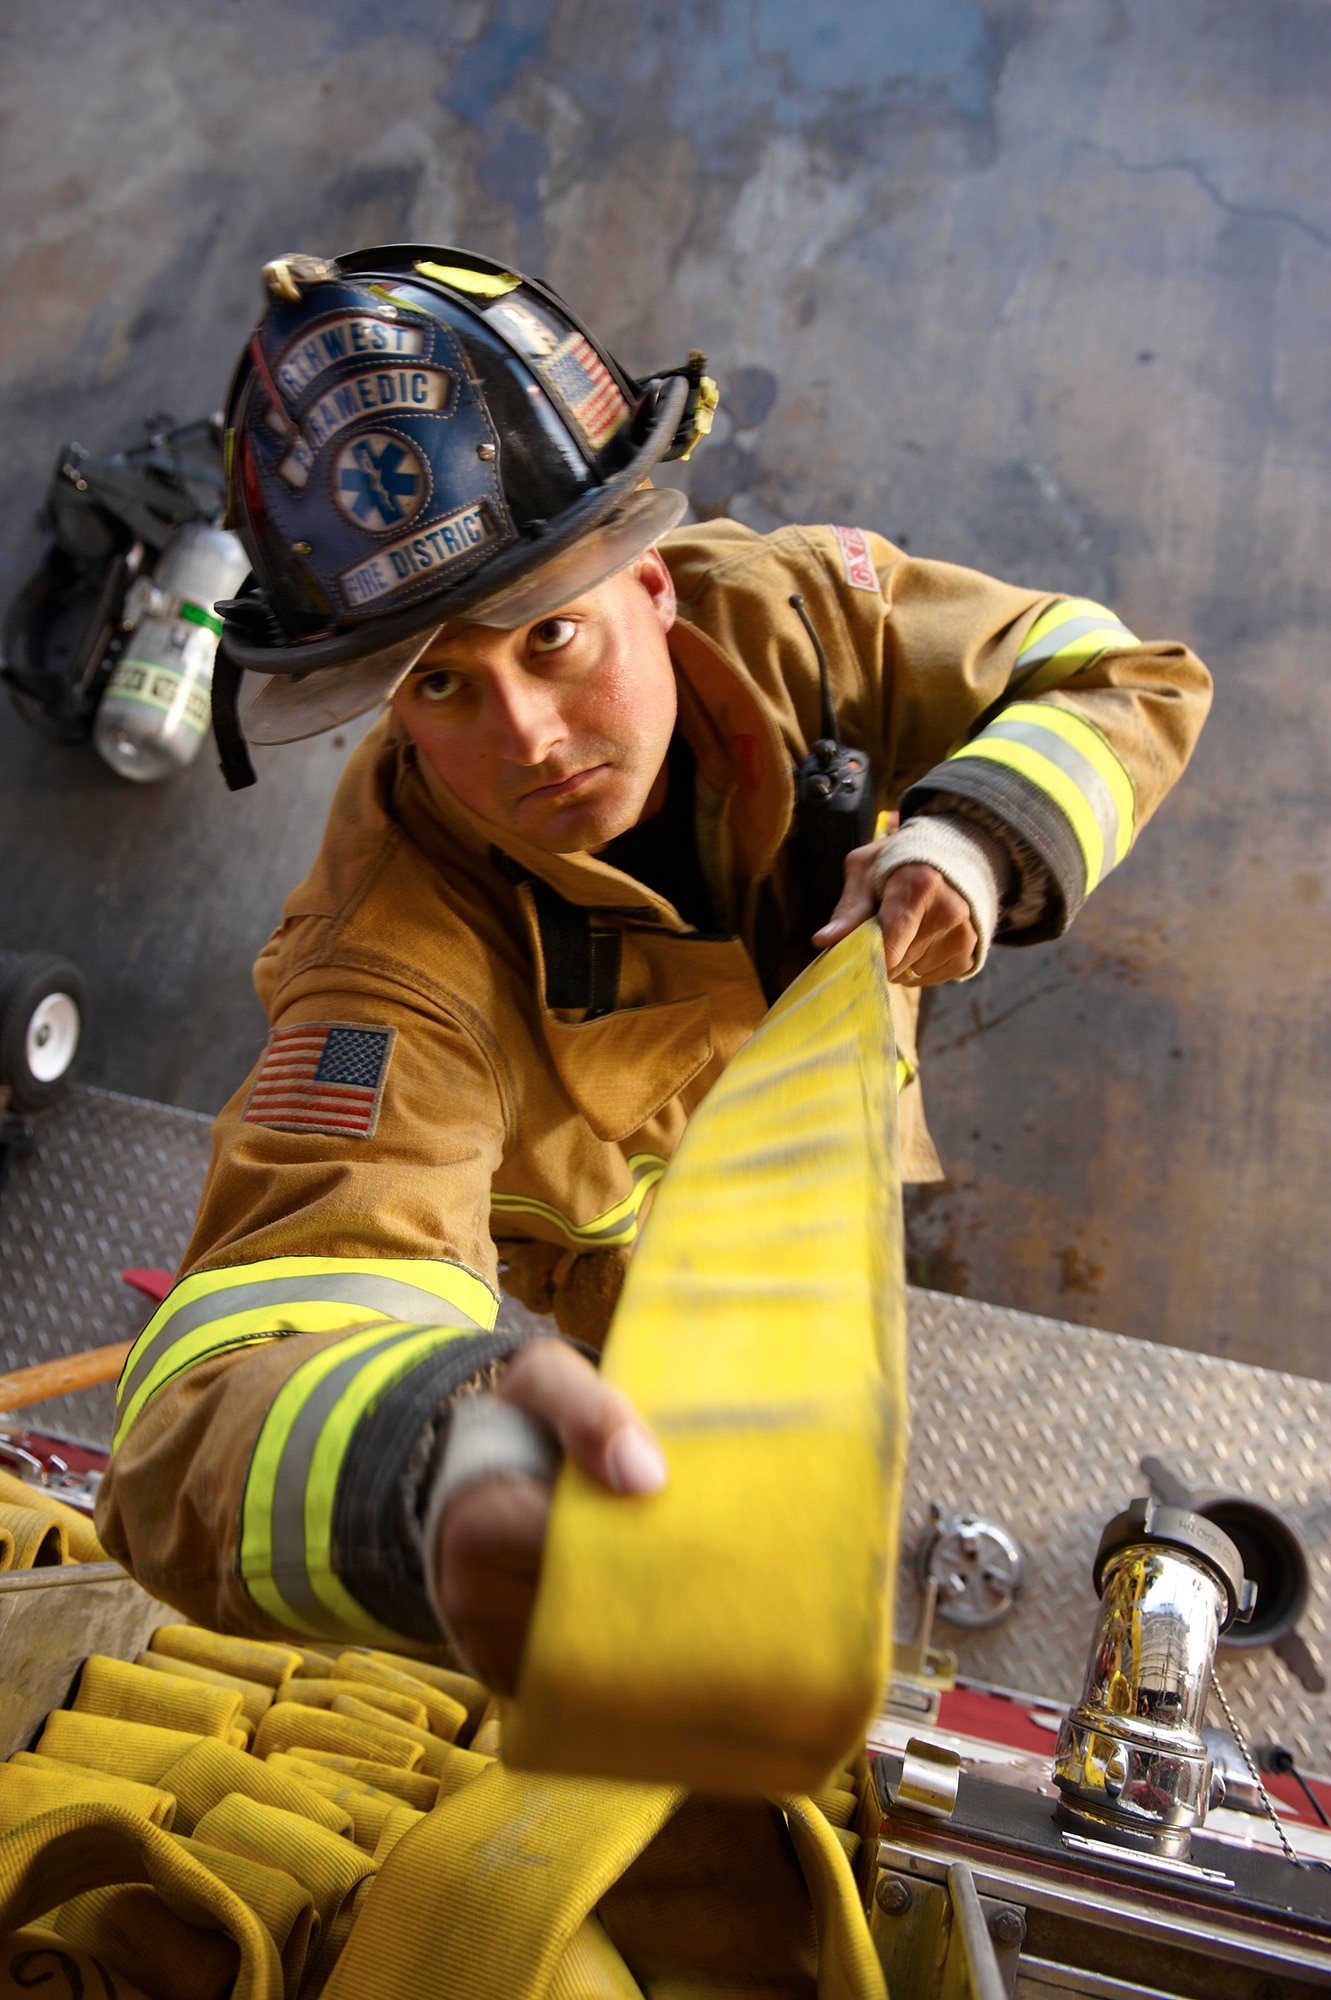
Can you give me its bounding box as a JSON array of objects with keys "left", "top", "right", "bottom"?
[{"left": 492, "top": 849, "right": 623, "bottom": 1019}]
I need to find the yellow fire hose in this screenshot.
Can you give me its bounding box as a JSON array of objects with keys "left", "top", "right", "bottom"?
[{"left": 509, "top": 917, "right": 903, "bottom": 1792}]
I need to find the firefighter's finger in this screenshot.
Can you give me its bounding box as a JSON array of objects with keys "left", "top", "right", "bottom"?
[
  {"left": 881, "top": 867, "right": 972, "bottom": 972},
  {"left": 499, "top": 1337, "right": 668, "bottom": 1496},
  {"left": 892, "top": 883, "right": 978, "bottom": 984},
  {"left": 916, "top": 882, "right": 977, "bottom": 966},
  {"left": 876, "top": 864, "right": 940, "bottom": 974},
  {"left": 901, "top": 920, "right": 978, "bottom": 986},
  {"left": 811, "top": 839, "right": 889, "bottom": 947},
  {"left": 436, "top": 1472, "right": 549, "bottom": 1695}
]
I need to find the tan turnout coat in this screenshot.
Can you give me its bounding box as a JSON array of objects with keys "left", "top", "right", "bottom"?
[{"left": 96, "top": 520, "right": 1211, "bottom": 1632}]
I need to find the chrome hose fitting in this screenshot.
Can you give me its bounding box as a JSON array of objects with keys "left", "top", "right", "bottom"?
[{"left": 1053, "top": 1498, "right": 1256, "bottom": 1859}]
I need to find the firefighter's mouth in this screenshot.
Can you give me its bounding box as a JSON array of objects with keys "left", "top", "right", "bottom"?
[{"left": 521, "top": 764, "right": 610, "bottom": 804}]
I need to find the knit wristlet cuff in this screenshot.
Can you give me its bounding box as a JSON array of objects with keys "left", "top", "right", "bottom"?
[{"left": 422, "top": 1394, "right": 562, "bottom": 1658}]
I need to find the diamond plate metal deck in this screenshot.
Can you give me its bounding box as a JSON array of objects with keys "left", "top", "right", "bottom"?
[
  {"left": 2, "top": 1090, "right": 1327, "bottom": 1767},
  {"left": 0, "top": 1086, "right": 216, "bottom": 1442},
  {"left": 900, "top": 1290, "right": 1331, "bottom": 1773}
]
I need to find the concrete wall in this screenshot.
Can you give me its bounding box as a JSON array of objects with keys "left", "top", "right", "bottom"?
[{"left": 2, "top": 0, "right": 1328, "bottom": 1374}]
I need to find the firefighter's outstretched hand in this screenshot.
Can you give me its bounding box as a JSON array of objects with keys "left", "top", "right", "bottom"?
[
  {"left": 814, "top": 849, "right": 977, "bottom": 986},
  {"left": 434, "top": 1338, "right": 666, "bottom": 1695}
]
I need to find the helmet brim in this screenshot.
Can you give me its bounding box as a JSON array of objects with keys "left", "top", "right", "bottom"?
[
  {"left": 241, "top": 484, "right": 688, "bottom": 743},
  {"left": 466, "top": 485, "right": 688, "bottom": 627},
  {"left": 240, "top": 627, "right": 439, "bottom": 743}
]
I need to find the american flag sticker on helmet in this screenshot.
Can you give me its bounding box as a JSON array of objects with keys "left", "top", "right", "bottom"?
[
  {"left": 242, "top": 1022, "right": 397, "bottom": 1139},
  {"left": 538, "top": 333, "right": 627, "bottom": 449}
]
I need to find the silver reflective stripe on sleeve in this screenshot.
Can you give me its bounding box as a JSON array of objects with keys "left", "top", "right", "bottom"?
[
  {"left": 1009, "top": 597, "right": 1139, "bottom": 697},
  {"left": 113, "top": 1254, "right": 498, "bottom": 1450},
  {"left": 239, "top": 1320, "right": 486, "bottom": 1641}
]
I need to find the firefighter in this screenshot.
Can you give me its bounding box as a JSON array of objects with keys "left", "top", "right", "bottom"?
[{"left": 96, "top": 247, "right": 1211, "bottom": 1690}]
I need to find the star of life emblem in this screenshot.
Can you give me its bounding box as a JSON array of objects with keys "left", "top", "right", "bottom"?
[{"left": 333, "top": 431, "right": 428, "bottom": 532}]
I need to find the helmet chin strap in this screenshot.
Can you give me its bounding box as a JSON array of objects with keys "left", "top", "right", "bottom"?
[{"left": 211, "top": 648, "right": 256, "bottom": 791}]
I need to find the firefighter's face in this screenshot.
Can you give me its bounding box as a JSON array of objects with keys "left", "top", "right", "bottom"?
[{"left": 389, "top": 552, "right": 679, "bottom": 852}]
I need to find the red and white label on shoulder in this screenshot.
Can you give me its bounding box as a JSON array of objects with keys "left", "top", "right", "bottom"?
[{"left": 832, "top": 525, "right": 880, "bottom": 593}]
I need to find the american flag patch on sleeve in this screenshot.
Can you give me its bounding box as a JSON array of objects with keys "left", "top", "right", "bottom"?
[{"left": 242, "top": 1021, "right": 396, "bottom": 1139}]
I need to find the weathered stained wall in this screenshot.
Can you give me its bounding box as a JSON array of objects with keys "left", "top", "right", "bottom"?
[{"left": 1, "top": 0, "right": 1328, "bottom": 1374}]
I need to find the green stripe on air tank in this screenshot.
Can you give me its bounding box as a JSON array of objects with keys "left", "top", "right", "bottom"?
[{"left": 181, "top": 601, "right": 225, "bottom": 636}]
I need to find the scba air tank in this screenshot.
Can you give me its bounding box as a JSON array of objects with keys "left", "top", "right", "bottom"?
[{"left": 94, "top": 524, "right": 249, "bottom": 782}]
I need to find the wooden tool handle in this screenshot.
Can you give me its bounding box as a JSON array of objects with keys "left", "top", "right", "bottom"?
[{"left": 0, "top": 1344, "right": 131, "bottom": 1411}]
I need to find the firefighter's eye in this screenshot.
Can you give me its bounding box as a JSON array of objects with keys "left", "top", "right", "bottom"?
[
  {"left": 529, "top": 617, "right": 577, "bottom": 655},
  {"left": 418, "top": 670, "right": 461, "bottom": 703}
]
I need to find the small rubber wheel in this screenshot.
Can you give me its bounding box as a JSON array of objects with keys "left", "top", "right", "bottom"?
[{"left": 0, "top": 951, "right": 86, "bottom": 1111}]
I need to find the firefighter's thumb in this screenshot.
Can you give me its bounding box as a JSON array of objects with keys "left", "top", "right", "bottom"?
[
  {"left": 812, "top": 841, "right": 884, "bottom": 948},
  {"left": 499, "top": 1337, "right": 668, "bottom": 1496}
]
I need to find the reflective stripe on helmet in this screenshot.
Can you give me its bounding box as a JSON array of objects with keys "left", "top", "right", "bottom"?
[
  {"left": 489, "top": 1152, "right": 667, "bottom": 1250},
  {"left": 112, "top": 1254, "right": 497, "bottom": 1451},
  {"left": 237, "top": 1320, "right": 479, "bottom": 1641},
  {"left": 1009, "top": 598, "right": 1140, "bottom": 697},
  {"left": 946, "top": 701, "right": 1135, "bottom": 894}
]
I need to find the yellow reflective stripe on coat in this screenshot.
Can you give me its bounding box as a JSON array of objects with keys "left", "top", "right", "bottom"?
[
  {"left": 507, "top": 920, "right": 904, "bottom": 1796},
  {"left": 113, "top": 1255, "right": 497, "bottom": 1451},
  {"left": 237, "top": 1321, "right": 477, "bottom": 1642},
  {"left": 1010, "top": 597, "right": 1139, "bottom": 696},
  {"left": 490, "top": 1153, "right": 668, "bottom": 1249},
  {"left": 947, "top": 700, "right": 1135, "bottom": 892}
]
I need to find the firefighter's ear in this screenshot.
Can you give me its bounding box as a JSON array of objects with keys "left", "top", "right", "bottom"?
[{"left": 634, "top": 547, "right": 677, "bottom": 635}]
